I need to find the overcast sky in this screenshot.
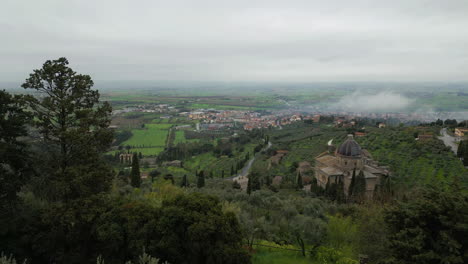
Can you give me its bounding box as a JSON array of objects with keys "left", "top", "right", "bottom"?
[{"left": 1, "top": 0, "right": 468, "bottom": 82}]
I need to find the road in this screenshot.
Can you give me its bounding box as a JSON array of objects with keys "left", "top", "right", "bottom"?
[
  {"left": 230, "top": 141, "right": 272, "bottom": 190},
  {"left": 439, "top": 128, "right": 459, "bottom": 154}
]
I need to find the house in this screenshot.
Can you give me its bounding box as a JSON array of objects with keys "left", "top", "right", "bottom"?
[
  {"left": 455, "top": 128, "right": 468, "bottom": 137},
  {"left": 354, "top": 132, "right": 367, "bottom": 137},
  {"left": 119, "top": 153, "right": 133, "bottom": 164},
  {"left": 312, "top": 115, "right": 321, "bottom": 123},
  {"left": 378, "top": 123, "right": 386, "bottom": 128}
]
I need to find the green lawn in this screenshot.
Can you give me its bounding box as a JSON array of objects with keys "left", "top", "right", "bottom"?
[
  {"left": 174, "top": 130, "right": 186, "bottom": 144},
  {"left": 252, "top": 244, "right": 316, "bottom": 264},
  {"left": 122, "top": 124, "right": 172, "bottom": 147}
]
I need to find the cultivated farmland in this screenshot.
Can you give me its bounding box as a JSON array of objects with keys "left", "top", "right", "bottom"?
[{"left": 120, "top": 124, "right": 172, "bottom": 155}]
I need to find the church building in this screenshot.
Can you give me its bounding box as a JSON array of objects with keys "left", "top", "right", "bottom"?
[{"left": 315, "top": 134, "right": 389, "bottom": 198}]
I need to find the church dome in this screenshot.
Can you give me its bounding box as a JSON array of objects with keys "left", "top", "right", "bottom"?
[{"left": 336, "top": 134, "right": 362, "bottom": 157}]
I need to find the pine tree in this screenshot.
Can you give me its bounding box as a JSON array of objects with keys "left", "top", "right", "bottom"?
[
  {"left": 130, "top": 153, "right": 141, "bottom": 188},
  {"left": 21, "top": 57, "right": 114, "bottom": 201},
  {"left": 149, "top": 169, "right": 160, "bottom": 183},
  {"left": 197, "top": 170, "right": 205, "bottom": 188}
]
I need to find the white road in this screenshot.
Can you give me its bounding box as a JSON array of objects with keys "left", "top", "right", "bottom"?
[
  {"left": 439, "top": 128, "right": 459, "bottom": 154},
  {"left": 231, "top": 141, "right": 272, "bottom": 190}
]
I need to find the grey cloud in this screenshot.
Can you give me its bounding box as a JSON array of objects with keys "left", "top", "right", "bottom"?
[{"left": 1, "top": 0, "right": 468, "bottom": 82}]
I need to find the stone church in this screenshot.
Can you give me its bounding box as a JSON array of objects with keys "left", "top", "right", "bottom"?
[{"left": 315, "top": 134, "right": 389, "bottom": 198}]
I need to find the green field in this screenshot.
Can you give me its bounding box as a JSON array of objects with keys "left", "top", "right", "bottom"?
[
  {"left": 252, "top": 250, "right": 313, "bottom": 264},
  {"left": 173, "top": 130, "right": 186, "bottom": 145},
  {"left": 122, "top": 124, "right": 172, "bottom": 147}
]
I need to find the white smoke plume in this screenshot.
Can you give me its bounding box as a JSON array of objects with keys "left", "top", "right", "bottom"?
[{"left": 333, "top": 91, "right": 414, "bottom": 112}]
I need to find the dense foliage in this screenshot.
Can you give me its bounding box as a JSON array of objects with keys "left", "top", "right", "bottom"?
[{"left": 0, "top": 59, "right": 250, "bottom": 264}]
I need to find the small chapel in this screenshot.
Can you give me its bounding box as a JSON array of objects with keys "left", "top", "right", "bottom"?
[{"left": 315, "top": 134, "right": 389, "bottom": 198}]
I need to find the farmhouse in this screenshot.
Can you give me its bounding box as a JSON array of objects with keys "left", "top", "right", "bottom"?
[
  {"left": 119, "top": 153, "right": 133, "bottom": 164},
  {"left": 354, "top": 132, "right": 367, "bottom": 137},
  {"left": 315, "top": 135, "right": 389, "bottom": 198},
  {"left": 455, "top": 128, "right": 468, "bottom": 137}
]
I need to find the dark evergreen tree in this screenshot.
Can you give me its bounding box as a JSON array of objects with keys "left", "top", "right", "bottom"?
[
  {"left": 311, "top": 176, "right": 320, "bottom": 194},
  {"left": 351, "top": 170, "right": 366, "bottom": 202},
  {"left": 180, "top": 174, "right": 188, "bottom": 187},
  {"left": 296, "top": 172, "right": 304, "bottom": 190},
  {"left": 335, "top": 177, "right": 346, "bottom": 203},
  {"left": 197, "top": 170, "right": 205, "bottom": 188},
  {"left": 164, "top": 174, "right": 174, "bottom": 184},
  {"left": 22, "top": 57, "right": 113, "bottom": 201},
  {"left": 221, "top": 170, "right": 225, "bottom": 178},
  {"left": 149, "top": 169, "right": 160, "bottom": 183},
  {"left": 348, "top": 168, "right": 356, "bottom": 198},
  {"left": 0, "top": 90, "right": 32, "bottom": 211},
  {"left": 457, "top": 140, "right": 468, "bottom": 166},
  {"left": 130, "top": 153, "right": 141, "bottom": 187}
]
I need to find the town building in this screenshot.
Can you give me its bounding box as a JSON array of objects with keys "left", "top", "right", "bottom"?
[{"left": 314, "top": 135, "right": 389, "bottom": 198}]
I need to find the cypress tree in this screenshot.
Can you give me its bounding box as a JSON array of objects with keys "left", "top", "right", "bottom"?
[
  {"left": 325, "top": 180, "right": 330, "bottom": 195},
  {"left": 246, "top": 177, "right": 252, "bottom": 195},
  {"left": 180, "top": 174, "right": 188, "bottom": 187},
  {"left": 348, "top": 168, "right": 356, "bottom": 197},
  {"left": 297, "top": 172, "right": 304, "bottom": 190},
  {"left": 311, "top": 176, "right": 319, "bottom": 193},
  {"left": 336, "top": 177, "right": 346, "bottom": 203},
  {"left": 197, "top": 170, "right": 205, "bottom": 188},
  {"left": 130, "top": 153, "right": 141, "bottom": 188},
  {"left": 352, "top": 170, "right": 367, "bottom": 202}
]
